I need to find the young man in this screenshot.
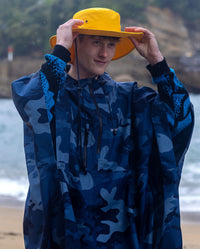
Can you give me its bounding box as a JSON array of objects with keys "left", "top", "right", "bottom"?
[{"left": 12, "top": 8, "right": 194, "bottom": 249}]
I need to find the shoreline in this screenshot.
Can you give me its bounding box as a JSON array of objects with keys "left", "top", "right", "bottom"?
[
  {"left": 0, "top": 195, "right": 25, "bottom": 209},
  {"left": 1, "top": 195, "right": 200, "bottom": 224},
  {"left": 0, "top": 196, "right": 200, "bottom": 249},
  {"left": 181, "top": 211, "right": 200, "bottom": 225}
]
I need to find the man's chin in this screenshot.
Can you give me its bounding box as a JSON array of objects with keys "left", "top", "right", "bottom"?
[{"left": 94, "top": 68, "right": 107, "bottom": 76}]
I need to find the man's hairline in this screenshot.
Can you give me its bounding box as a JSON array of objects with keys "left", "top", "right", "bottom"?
[{"left": 78, "top": 34, "right": 121, "bottom": 42}]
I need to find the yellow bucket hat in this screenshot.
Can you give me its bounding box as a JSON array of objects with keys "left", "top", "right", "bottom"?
[{"left": 49, "top": 8, "right": 143, "bottom": 63}]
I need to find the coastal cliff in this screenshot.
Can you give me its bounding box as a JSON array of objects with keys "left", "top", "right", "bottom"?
[
  {"left": 109, "top": 6, "right": 200, "bottom": 92},
  {"left": 1, "top": 6, "right": 200, "bottom": 98}
]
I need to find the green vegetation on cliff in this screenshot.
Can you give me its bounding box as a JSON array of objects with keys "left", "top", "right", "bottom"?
[{"left": 1, "top": 0, "right": 200, "bottom": 58}]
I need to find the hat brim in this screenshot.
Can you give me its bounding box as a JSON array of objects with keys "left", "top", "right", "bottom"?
[{"left": 49, "top": 29, "right": 143, "bottom": 63}]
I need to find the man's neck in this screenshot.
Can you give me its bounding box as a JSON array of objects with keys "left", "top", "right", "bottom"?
[
  {"left": 68, "top": 65, "right": 78, "bottom": 80},
  {"left": 68, "top": 65, "right": 98, "bottom": 80}
]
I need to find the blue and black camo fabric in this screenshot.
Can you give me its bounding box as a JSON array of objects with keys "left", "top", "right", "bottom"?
[{"left": 12, "top": 53, "right": 194, "bottom": 249}]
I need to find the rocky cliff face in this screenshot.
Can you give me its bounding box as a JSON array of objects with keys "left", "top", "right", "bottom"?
[
  {"left": 109, "top": 6, "right": 200, "bottom": 92},
  {"left": 147, "top": 6, "right": 200, "bottom": 92},
  {"left": 145, "top": 6, "right": 194, "bottom": 57}
]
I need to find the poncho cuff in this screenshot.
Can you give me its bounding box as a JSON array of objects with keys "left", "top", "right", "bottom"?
[
  {"left": 147, "top": 59, "right": 170, "bottom": 78},
  {"left": 52, "top": 45, "right": 71, "bottom": 63}
]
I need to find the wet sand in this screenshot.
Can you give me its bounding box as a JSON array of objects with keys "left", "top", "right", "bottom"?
[
  {"left": 0, "top": 197, "right": 200, "bottom": 249},
  {"left": 0, "top": 207, "right": 24, "bottom": 249}
]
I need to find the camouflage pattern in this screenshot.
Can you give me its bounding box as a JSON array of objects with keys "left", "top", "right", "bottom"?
[{"left": 12, "top": 54, "right": 194, "bottom": 249}]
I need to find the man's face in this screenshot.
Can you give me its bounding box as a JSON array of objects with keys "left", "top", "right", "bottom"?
[{"left": 75, "top": 35, "right": 119, "bottom": 79}]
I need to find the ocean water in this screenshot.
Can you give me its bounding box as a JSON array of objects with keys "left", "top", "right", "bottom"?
[{"left": 0, "top": 95, "right": 199, "bottom": 212}]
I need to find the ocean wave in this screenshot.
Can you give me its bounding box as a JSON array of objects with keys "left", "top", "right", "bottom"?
[
  {"left": 0, "top": 177, "right": 28, "bottom": 201},
  {"left": 180, "top": 196, "right": 200, "bottom": 212}
]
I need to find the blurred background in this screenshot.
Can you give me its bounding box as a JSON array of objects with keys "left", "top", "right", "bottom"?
[
  {"left": 1, "top": 0, "right": 200, "bottom": 96},
  {"left": 0, "top": 0, "right": 200, "bottom": 240}
]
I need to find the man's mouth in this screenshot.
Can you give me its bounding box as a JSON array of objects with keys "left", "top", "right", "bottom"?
[{"left": 94, "top": 59, "right": 107, "bottom": 65}]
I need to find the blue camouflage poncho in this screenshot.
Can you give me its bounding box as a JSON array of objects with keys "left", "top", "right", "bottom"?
[{"left": 12, "top": 47, "right": 194, "bottom": 249}]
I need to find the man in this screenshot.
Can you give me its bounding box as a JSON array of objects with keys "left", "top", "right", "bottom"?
[{"left": 12, "top": 8, "right": 194, "bottom": 249}]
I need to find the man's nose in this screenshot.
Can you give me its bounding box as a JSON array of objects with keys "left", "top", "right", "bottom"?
[{"left": 99, "top": 45, "right": 108, "bottom": 57}]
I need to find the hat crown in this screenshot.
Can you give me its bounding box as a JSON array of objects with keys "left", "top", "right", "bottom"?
[{"left": 73, "top": 8, "right": 121, "bottom": 32}]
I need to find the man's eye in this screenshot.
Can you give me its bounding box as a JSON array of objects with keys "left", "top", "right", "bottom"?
[
  {"left": 93, "top": 40, "right": 101, "bottom": 45},
  {"left": 108, "top": 43, "right": 115, "bottom": 48}
]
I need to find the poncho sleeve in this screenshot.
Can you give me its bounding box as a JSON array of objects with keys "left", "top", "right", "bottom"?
[
  {"left": 11, "top": 46, "right": 74, "bottom": 248},
  {"left": 147, "top": 59, "right": 194, "bottom": 169},
  {"left": 12, "top": 45, "right": 70, "bottom": 122}
]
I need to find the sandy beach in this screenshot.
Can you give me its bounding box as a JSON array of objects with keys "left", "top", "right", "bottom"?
[
  {"left": 0, "top": 198, "right": 200, "bottom": 249},
  {"left": 0, "top": 207, "right": 24, "bottom": 249}
]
